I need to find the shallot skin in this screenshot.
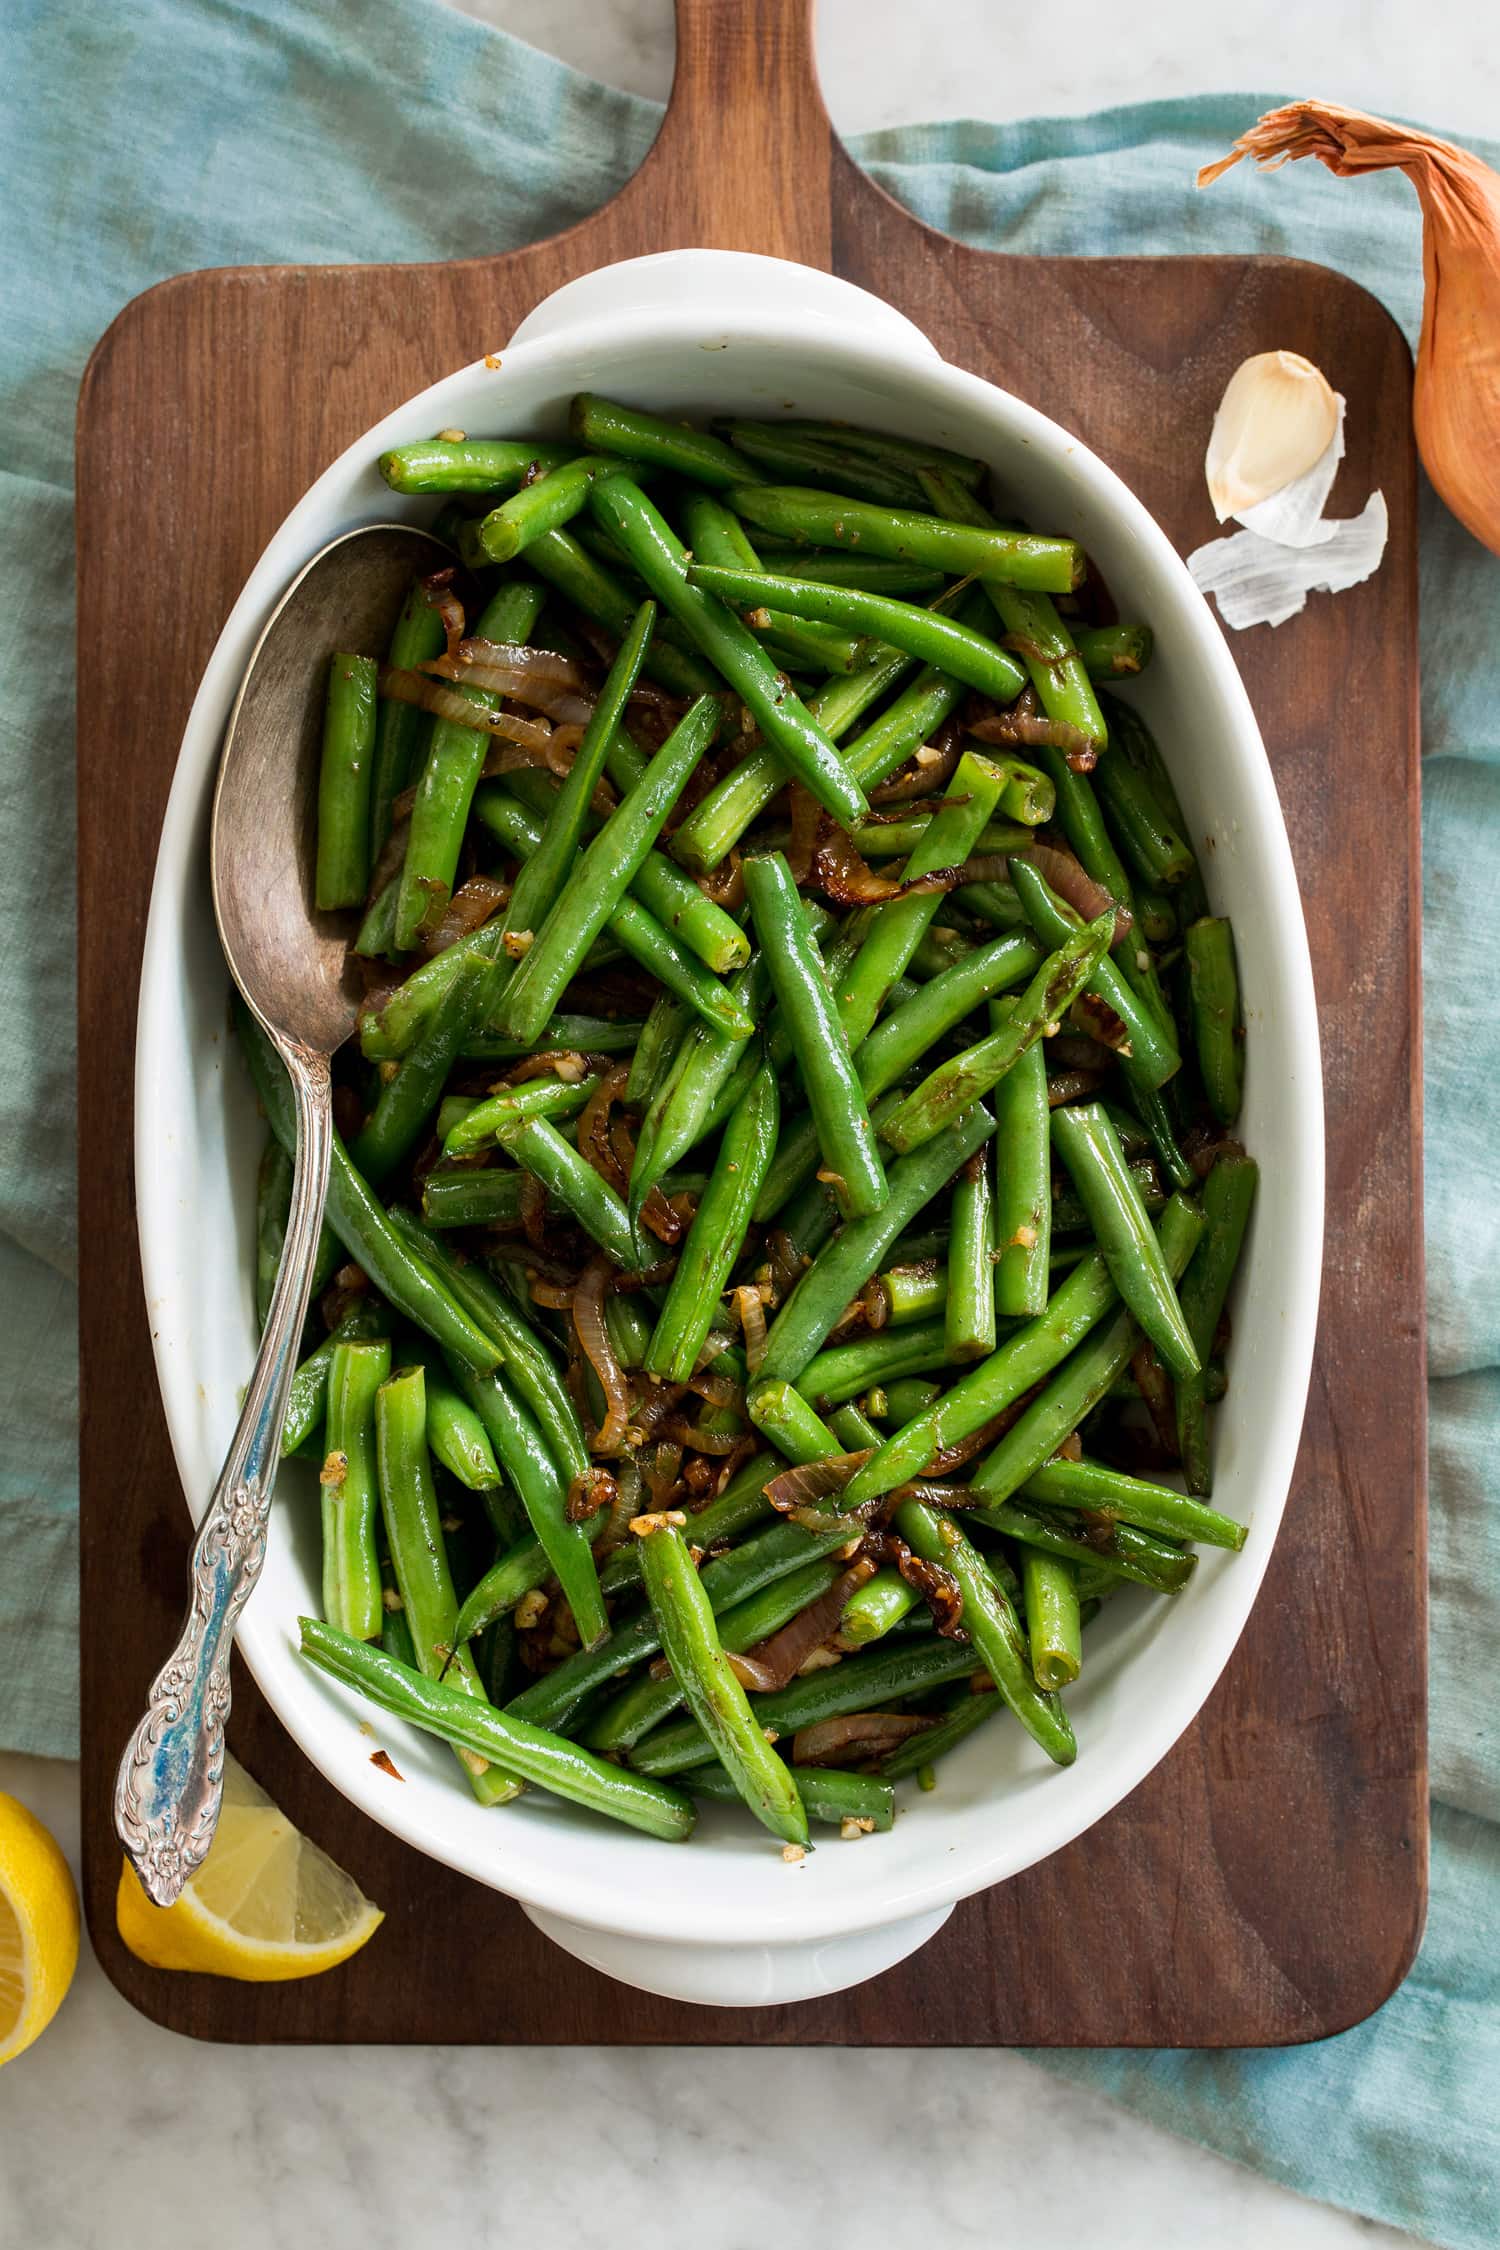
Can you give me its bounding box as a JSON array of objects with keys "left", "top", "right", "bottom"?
[{"left": 1203, "top": 100, "right": 1500, "bottom": 558}]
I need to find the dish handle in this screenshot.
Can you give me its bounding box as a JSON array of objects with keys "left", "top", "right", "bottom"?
[{"left": 510, "top": 250, "right": 940, "bottom": 360}]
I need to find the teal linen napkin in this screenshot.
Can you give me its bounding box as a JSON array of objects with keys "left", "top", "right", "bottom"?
[{"left": 3, "top": 6, "right": 1495, "bottom": 2240}]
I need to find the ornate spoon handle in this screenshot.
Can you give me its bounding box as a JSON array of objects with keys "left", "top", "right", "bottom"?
[{"left": 115, "top": 1034, "right": 333, "bottom": 1906}]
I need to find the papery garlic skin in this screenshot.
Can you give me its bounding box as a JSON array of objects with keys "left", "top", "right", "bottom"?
[
  {"left": 1188, "top": 493, "right": 1389, "bottom": 630},
  {"left": 1205, "top": 351, "right": 1342, "bottom": 521}
]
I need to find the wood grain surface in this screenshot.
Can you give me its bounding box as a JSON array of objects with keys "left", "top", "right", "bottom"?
[{"left": 76, "top": 0, "right": 1426, "bottom": 2045}]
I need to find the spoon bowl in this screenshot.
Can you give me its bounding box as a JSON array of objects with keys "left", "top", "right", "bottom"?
[{"left": 115, "top": 523, "right": 444, "bottom": 1906}]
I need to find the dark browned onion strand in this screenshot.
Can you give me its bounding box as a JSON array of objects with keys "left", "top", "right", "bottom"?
[
  {"left": 417, "top": 874, "right": 510, "bottom": 959},
  {"left": 791, "top": 1712, "right": 936, "bottom": 1766},
  {"left": 727, "top": 1558, "right": 877, "bottom": 1693},
  {"left": 419, "top": 568, "right": 467, "bottom": 664},
  {"left": 572, "top": 1255, "right": 633, "bottom": 1456},
  {"left": 378, "top": 666, "right": 556, "bottom": 752},
  {"left": 1021, "top": 841, "right": 1127, "bottom": 933}
]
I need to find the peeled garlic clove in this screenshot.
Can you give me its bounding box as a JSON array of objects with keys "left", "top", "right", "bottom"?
[
  {"left": 1205, "top": 351, "right": 1342, "bottom": 520},
  {"left": 1187, "top": 493, "right": 1388, "bottom": 630},
  {"left": 1236, "top": 398, "right": 1346, "bottom": 546}
]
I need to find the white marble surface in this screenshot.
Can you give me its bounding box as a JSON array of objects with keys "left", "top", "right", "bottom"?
[
  {"left": 1, "top": 1740, "right": 1415, "bottom": 2249},
  {"left": 17, "top": 4, "right": 1494, "bottom": 2244}
]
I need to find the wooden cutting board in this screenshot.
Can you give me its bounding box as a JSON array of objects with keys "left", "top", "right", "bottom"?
[{"left": 76, "top": 0, "right": 1426, "bottom": 2045}]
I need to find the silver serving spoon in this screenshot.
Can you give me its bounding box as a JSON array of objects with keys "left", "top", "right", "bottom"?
[{"left": 115, "top": 523, "right": 445, "bottom": 1907}]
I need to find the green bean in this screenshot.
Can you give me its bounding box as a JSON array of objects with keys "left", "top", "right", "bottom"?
[
  {"left": 667, "top": 635, "right": 924, "bottom": 871},
  {"left": 626, "top": 993, "right": 686, "bottom": 1108},
  {"left": 492, "top": 1114, "right": 645, "bottom": 1270},
  {"left": 1025, "top": 1456, "right": 1246, "bottom": 1551},
  {"left": 629, "top": 1635, "right": 983, "bottom": 1777},
  {"left": 350, "top": 955, "right": 487, "bottom": 1187},
  {"left": 584, "top": 1557, "right": 845, "bottom": 1753},
  {"left": 1008, "top": 856, "right": 1180, "bottom": 1091},
  {"left": 461, "top": 1014, "right": 646, "bottom": 1062},
  {"left": 880, "top": 914, "right": 1113, "bottom": 1156},
  {"left": 680, "top": 489, "right": 865, "bottom": 675},
  {"left": 474, "top": 455, "right": 641, "bottom": 562},
  {"left": 745, "top": 1376, "right": 845, "bottom": 1465},
  {"left": 647, "top": 1061, "right": 779, "bottom": 1380},
  {"left": 255, "top": 1140, "right": 294, "bottom": 1329},
  {"left": 761, "top": 420, "right": 986, "bottom": 490},
  {"left": 299, "top": 1618, "right": 695, "bottom": 1841},
  {"left": 525, "top": 525, "right": 722, "bottom": 699},
  {"left": 986, "top": 758, "right": 1054, "bottom": 826},
  {"left": 354, "top": 875, "right": 402, "bottom": 964},
  {"left": 1174, "top": 1153, "right": 1258, "bottom": 1493},
  {"left": 840, "top": 1567, "right": 920, "bottom": 1647},
  {"left": 443, "top": 1072, "right": 596, "bottom": 1156},
  {"left": 315, "top": 653, "right": 377, "bottom": 911},
  {"left": 371, "top": 579, "right": 445, "bottom": 861},
  {"left": 796, "top": 1317, "right": 952, "bottom": 1410},
  {"left": 375, "top": 1366, "right": 519, "bottom": 1800},
  {"left": 279, "top": 1303, "right": 390, "bottom": 1456},
  {"left": 744, "top": 853, "right": 889, "bottom": 1219},
  {"left": 636, "top": 1519, "right": 809, "bottom": 1846},
  {"left": 754, "top": 926, "right": 1042, "bottom": 1225},
  {"left": 237, "top": 1000, "right": 505, "bottom": 1375},
  {"left": 871, "top": 1261, "right": 947, "bottom": 1326},
  {"left": 718, "top": 420, "right": 929, "bottom": 506},
  {"left": 687, "top": 562, "right": 1028, "bottom": 704},
  {"left": 917, "top": 467, "right": 1106, "bottom": 748},
  {"left": 1134, "top": 886, "right": 1177, "bottom": 945},
  {"left": 494, "top": 693, "right": 722, "bottom": 1045},
  {"left": 689, "top": 1761, "right": 895, "bottom": 1831},
  {"left": 971, "top": 1191, "right": 1205, "bottom": 1503},
  {"left": 382, "top": 1208, "right": 589, "bottom": 1479},
  {"left": 879, "top": 1686, "right": 1003, "bottom": 1779},
  {"left": 1050, "top": 1103, "right": 1198, "bottom": 1377},
  {"left": 841, "top": 1245, "right": 1121, "bottom": 1509},
  {"left": 1184, "top": 918, "right": 1244, "bottom": 1125},
  {"left": 321, "top": 1338, "right": 391, "bottom": 1641},
  {"left": 896, "top": 1499, "right": 1074, "bottom": 1764},
  {"left": 498, "top": 603, "right": 656, "bottom": 965},
  {"left": 588, "top": 478, "right": 870, "bottom": 828},
  {"left": 570, "top": 392, "right": 754, "bottom": 487},
  {"left": 971, "top": 1499, "right": 1195, "bottom": 1596},
  {"left": 419, "top": 1358, "right": 501, "bottom": 1492},
  {"left": 453, "top": 1533, "right": 552, "bottom": 1644},
  {"left": 1052, "top": 1155, "right": 1164, "bottom": 1236},
  {"left": 727, "top": 485, "right": 1084, "bottom": 593},
  {"left": 1019, "top": 1549, "right": 1081, "bottom": 1691},
  {"left": 990, "top": 1000, "right": 1051, "bottom": 1320},
  {"left": 510, "top": 1517, "right": 853, "bottom": 1733},
  {"left": 630, "top": 954, "right": 767, "bottom": 1217},
  {"left": 1075, "top": 623, "right": 1154, "bottom": 679},
  {"left": 378, "top": 437, "right": 572, "bottom": 494},
  {"left": 394, "top": 577, "right": 545, "bottom": 948},
  {"left": 946, "top": 1147, "right": 997, "bottom": 1363},
  {"left": 449, "top": 1359, "right": 607, "bottom": 1651},
  {"left": 599, "top": 1454, "right": 780, "bottom": 1600},
  {"left": 420, "top": 1168, "right": 525, "bottom": 1229},
  {"left": 472, "top": 782, "right": 749, "bottom": 1028},
  {"left": 760, "top": 1103, "right": 996, "bottom": 1383},
  {"left": 758, "top": 549, "right": 948, "bottom": 596},
  {"left": 1103, "top": 691, "right": 1208, "bottom": 920},
  {"left": 852, "top": 814, "right": 1031, "bottom": 860},
  {"left": 1093, "top": 750, "right": 1196, "bottom": 889},
  {"left": 834, "top": 750, "right": 1009, "bottom": 1052},
  {"left": 359, "top": 922, "right": 496, "bottom": 1059},
  {"left": 883, "top": 1377, "right": 945, "bottom": 1420}
]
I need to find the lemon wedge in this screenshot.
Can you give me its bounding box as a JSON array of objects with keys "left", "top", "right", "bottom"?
[
  {"left": 115, "top": 1753, "right": 382, "bottom": 1981},
  {"left": 0, "top": 1790, "right": 81, "bottom": 2068}
]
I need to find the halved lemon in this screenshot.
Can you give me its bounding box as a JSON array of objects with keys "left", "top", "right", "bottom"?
[
  {"left": 0, "top": 1791, "right": 81, "bottom": 2068},
  {"left": 116, "top": 1753, "right": 382, "bottom": 1981}
]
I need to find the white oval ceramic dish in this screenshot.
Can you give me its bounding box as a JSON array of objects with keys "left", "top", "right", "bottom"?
[{"left": 135, "top": 250, "right": 1323, "bottom": 2007}]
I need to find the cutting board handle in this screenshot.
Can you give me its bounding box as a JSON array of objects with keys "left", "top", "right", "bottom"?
[{"left": 601, "top": 0, "right": 838, "bottom": 264}]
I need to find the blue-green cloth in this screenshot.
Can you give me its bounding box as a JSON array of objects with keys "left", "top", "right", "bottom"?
[{"left": 3, "top": 4, "right": 1495, "bottom": 2240}]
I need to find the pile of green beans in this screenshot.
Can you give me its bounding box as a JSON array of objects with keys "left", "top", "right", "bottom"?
[{"left": 256, "top": 398, "right": 1258, "bottom": 1852}]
